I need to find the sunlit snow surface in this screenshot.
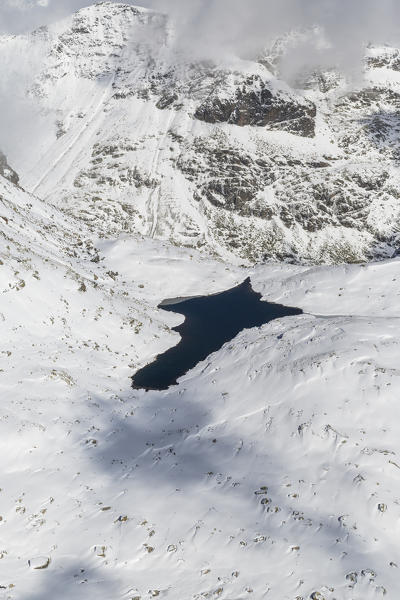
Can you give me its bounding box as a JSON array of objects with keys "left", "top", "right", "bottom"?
[{"left": 1, "top": 173, "right": 400, "bottom": 599}]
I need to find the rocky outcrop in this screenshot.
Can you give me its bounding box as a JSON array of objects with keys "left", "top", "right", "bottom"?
[
  {"left": 332, "top": 87, "right": 400, "bottom": 160},
  {"left": 194, "top": 75, "right": 316, "bottom": 138},
  {"left": 367, "top": 48, "right": 400, "bottom": 71},
  {"left": 0, "top": 152, "right": 19, "bottom": 186},
  {"left": 178, "top": 139, "right": 275, "bottom": 218}
]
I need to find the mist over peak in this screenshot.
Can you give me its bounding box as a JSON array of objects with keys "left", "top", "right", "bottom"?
[
  {"left": 1, "top": 1, "right": 399, "bottom": 67},
  {"left": 147, "top": 0, "right": 400, "bottom": 78}
]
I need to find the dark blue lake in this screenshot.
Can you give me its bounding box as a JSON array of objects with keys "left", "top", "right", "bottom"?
[{"left": 132, "top": 277, "right": 302, "bottom": 391}]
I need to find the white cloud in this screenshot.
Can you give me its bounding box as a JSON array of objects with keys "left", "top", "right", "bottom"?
[
  {"left": 0, "top": 0, "right": 85, "bottom": 33},
  {"left": 145, "top": 0, "right": 400, "bottom": 78},
  {"left": 4, "top": 0, "right": 49, "bottom": 9},
  {"left": 0, "top": 0, "right": 400, "bottom": 75}
]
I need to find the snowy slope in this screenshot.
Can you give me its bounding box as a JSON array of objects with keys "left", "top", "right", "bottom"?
[
  {"left": 1, "top": 2, "right": 400, "bottom": 263},
  {"left": 1, "top": 167, "right": 400, "bottom": 598}
]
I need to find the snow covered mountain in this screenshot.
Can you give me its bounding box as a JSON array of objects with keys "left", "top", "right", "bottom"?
[
  {"left": 2, "top": 1, "right": 400, "bottom": 264},
  {"left": 1, "top": 3, "right": 400, "bottom": 600}
]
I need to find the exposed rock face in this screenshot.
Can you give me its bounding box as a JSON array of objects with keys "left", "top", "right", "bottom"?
[
  {"left": 367, "top": 47, "right": 400, "bottom": 71},
  {"left": 194, "top": 75, "right": 316, "bottom": 138},
  {"left": 333, "top": 88, "right": 400, "bottom": 157},
  {"left": 0, "top": 152, "right": 19, "bottom": 186},
  {"left": 178, "top": 139, "right": 275, "bottom": 218},
  {"left": 176, "top": 132, "right": 400, "bottom": 263}
]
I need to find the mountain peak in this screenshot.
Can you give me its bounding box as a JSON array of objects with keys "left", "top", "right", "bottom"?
[{"left": 76, "top": 1, "right": 155, "bottom": 16}]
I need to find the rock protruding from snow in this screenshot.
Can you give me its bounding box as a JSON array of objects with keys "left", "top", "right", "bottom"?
[
  {"left": 28, "top": 556, "right": 51, "bottom": 570},
  {"left": 0, "top": 151, "right": 19, "bottom": 186},
  {"left": 194, "top": 74, "right": 316, "bottom": 138}
]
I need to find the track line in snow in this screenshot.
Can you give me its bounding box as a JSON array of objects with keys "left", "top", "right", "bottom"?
[
  {"left": 146, "top": 110, "right": 176, "bottom": 238},
  {"left": 31, "top": 73, "right": 116, "bottom": 196}
]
